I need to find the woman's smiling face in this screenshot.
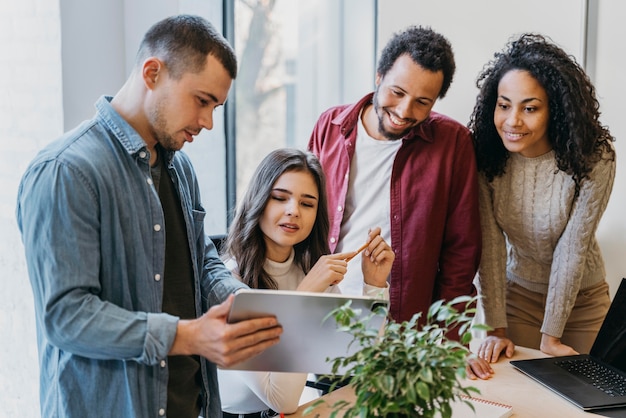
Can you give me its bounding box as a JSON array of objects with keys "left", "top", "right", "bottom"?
[{"left": 494, "top": 69, "right": 552, "bottom": 158}]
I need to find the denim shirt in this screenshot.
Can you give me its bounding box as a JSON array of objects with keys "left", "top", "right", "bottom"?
[{"left": 16, "top": 96, "right": 246, "bottom": 418}]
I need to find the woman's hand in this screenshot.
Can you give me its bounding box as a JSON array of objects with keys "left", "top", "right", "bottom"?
[
  {"left": 297, "top": 253, "right": 353, "bottom": 292},
  {"left": 476, "top": 328, "right": 516, "bottom": 363},
  {"left": 359, "top": 227, "right": 395, "bottom": 288},
  {"left": 540, "top": 334, "right": 578, "bottom": 357},
  {"left": 466, "top": 354, "right": 494, "bottom": 380}
]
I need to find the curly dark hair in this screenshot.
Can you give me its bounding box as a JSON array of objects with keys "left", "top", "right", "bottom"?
[
  {"left": 468, "top": 33, "right": 614, "bottom": 194},
  {"left": 224, "top": 148, "right": 330, "bottom": 290},
  {"left": 377, "top": 25, "right": 456, "bottom": 98}
]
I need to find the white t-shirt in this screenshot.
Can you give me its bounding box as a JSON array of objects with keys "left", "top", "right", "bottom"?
[{"left": 336, "top": 115, "right": 401, "bottom": 295}]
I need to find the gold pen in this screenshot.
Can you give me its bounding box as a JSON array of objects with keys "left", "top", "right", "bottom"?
[{"left": 345, "top": 241, "right": 369, "bottom": 263}]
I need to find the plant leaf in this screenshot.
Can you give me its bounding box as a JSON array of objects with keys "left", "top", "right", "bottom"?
[
  {"left": 416, "top": 381, "right": 431, "bottom": 402},
  {"left": 310, "top": 296, "right": 484, "bottom": 418},
  {"left": 420, "top": 366, "right": 434, "bottom": 384}
]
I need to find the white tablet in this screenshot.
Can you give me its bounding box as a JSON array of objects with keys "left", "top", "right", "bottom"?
[{"left": 225, "top": 289, "right": 388, "bottom": 374}]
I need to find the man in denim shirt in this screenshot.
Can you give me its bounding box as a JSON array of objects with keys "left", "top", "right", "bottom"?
[{"left": 16, "top": 15, "right": 282, "bottom": 418}]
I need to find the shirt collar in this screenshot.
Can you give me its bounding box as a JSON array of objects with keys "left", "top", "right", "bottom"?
[
  {"left": 331, "top": 92, "right": 436, "bottom": 143},
  {"left": 95, "top": 96, "right": 176, "bottom": 165}
]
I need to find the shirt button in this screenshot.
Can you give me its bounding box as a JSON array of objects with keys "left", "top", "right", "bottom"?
[
  {"left": 344, "top": 173, "right": 349, "bottom": 179},
  {"left": 154, "top": 224, "right": 161, "bottom": 232},
  {"left": 330, "top": 237, "right": 336, "bottom": 244},
  {"left": 160, "top": 360, "right": 166, "bottom": 368},
  {"left": 154, "top": 274, "right": 161, "bottom": 282},
  {"left": 147, "top": 177, "right": 153, "bottom": 185},
  {"left": 139, "top": 151, "right": 147, "bottom": 159},
  {"left": 159, "top": 408, "right": 165, "bottom": 416},
  {"left": 337, "top": 206, "right": 343, "bottom": 212}
]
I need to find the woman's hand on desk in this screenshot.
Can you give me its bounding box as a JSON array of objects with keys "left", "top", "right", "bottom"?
[
  {"left": 540, "top": 334, "right": 578, "bottom": 357},
  {"left": 476, "top": 328, "right": 515, "bottom": 363},
  {"left": 466, "top": 355, "right": 494, "bottom": 380}
]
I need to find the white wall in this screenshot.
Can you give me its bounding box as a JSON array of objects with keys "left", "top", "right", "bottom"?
[
  {"left": 378, "top": 0, "right": 585, "bottom": 125},
  {"left": 60, "top": 0, "right": 126, "bottom": 130},
  {"left": 0, "top": 1, "right": 64, "bottom": 416},
  {"left": 592, "top": 0, "right": 626, "bottom": 295},
  {"left": 378, "top": 0, "right": 625, "bottom": 297}
]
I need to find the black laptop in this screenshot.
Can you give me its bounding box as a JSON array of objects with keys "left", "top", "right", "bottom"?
[{"left": 511, "top": 278, "right": 626, "bottom": 412}]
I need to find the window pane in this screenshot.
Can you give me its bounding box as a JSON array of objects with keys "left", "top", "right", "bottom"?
[{"left": 233, "top": 0, "right": 375, "bottom": 203}]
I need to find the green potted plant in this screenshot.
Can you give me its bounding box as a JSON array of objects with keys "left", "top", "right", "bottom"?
[{"left": 306, "top": 295, "right": 487, "bottom": 418}]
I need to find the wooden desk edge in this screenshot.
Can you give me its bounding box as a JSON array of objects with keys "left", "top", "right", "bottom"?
[{"left": 286, "top": 344, "right": 609, "bottom": 417}]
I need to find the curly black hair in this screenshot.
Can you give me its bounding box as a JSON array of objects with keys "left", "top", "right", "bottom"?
[
  {"left": 468, "top": 33, "right": 614, "bottom": 194},
  {"left": 377, "top": 25, "right": 456, "bottom": 99}
]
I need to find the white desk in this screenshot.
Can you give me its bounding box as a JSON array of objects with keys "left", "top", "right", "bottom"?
[{"left": 287, "top": 345, "right": 625, "bottom": 417}]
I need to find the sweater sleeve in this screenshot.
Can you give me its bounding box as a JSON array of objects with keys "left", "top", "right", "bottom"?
[
  {"left": 476, "top": 173, "right": 509, "bottom": 329},
  {"left": 542, "top": 153, "right": 616, "bottom": 337}
]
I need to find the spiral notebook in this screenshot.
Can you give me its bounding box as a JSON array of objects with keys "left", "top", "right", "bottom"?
[{"left": 448, "top": 395, "right": 513, "bottom": 417}]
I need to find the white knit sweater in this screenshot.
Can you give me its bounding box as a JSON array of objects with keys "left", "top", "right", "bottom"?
[{"left": 477, "top": 149, "right": 615, "bottom": 337}]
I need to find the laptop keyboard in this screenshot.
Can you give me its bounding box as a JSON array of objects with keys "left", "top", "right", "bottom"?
[{"left": 555, "top": 358, "right": 626, "bottom": 397}]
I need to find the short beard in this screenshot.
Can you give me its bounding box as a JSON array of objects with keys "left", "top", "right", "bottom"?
[
  {"left": 149, "top": 101, "right": 179, "bottom": 152},
  {"left": 373, "top": 89, "right": 415, "bottom": 141}
]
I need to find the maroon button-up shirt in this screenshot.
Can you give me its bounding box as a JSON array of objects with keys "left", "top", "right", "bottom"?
[{"left": 308, "top": 93, "right": 481, "bottom": 325}]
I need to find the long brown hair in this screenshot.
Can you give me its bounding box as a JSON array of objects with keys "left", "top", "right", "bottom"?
[{"left": 224, "top": 148, "right": 330, "bottom": 289}]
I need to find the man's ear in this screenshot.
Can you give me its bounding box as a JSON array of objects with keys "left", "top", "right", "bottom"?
[
  {"left": 142, "top": 57, "right": 162, "bottom": 90},
  {"left": 375, "top": 72, "right": 382, "bottom": 87}
]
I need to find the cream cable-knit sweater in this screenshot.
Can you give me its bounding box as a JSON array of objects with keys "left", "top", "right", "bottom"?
[{"left": 477, "top": 149, "right": 615, "bottom": 338}]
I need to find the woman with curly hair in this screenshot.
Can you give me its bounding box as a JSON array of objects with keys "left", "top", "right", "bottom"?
[
  {"left": 468, "top": 33, "right": 616, "bottom": 363},
  {"left": 218, "top": 148, "right": 393, "bottom": 416}
]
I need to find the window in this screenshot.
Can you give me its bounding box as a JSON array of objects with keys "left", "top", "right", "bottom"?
[{"left": 228, "top": 0, "right": 376, "bottom": 213}]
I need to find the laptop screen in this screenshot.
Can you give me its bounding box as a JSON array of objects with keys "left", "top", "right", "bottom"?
[{"left": 589, "top": 278, "right": 626, "bottom": 373}]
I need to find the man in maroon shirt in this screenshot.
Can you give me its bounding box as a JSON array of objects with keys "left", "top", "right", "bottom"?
[{"left": 308, "top": 26, "right": 481, "bottom": 340}]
